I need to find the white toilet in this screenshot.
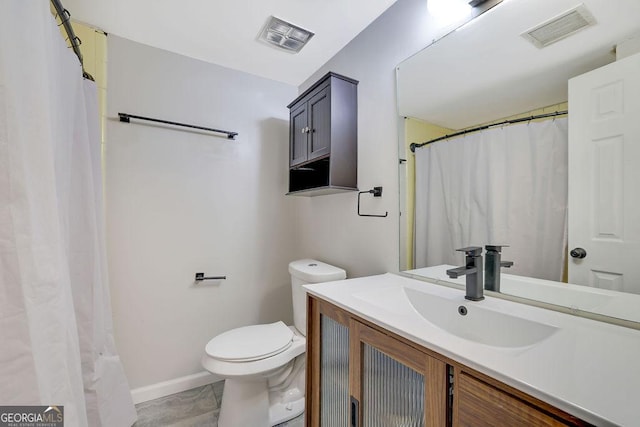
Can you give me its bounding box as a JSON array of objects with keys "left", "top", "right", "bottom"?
[{"left": 201, "top": 259, "right": 346, "bottom": 427}]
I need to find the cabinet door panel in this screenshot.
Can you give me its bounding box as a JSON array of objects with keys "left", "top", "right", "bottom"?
[
  {"left": 308, "top": 87, "right": 331, "bottom": 161},
  {"left": 307, "top": 297, "right": 352, "bottom": 427},
  {"left": 352, "top": 320, "right": 447, "bottom": 427},
  {"left": 362, "top": 343, "right": 426, "bottom": 426},
  {"left": 320, "top": 314, "right": 350, "bottom": 427},
  {"left": 290, "top": 103, "right": 308, "bottom": 167},
  {"left": 457, "top": 372, "right": 572, "bottom": 426}
]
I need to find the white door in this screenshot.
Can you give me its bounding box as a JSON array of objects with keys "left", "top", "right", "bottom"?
[{"left": 568, "top": 52, "right": 640, "bottom": 293}]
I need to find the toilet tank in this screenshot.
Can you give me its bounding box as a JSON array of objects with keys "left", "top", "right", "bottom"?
[{"left": 289, "top": 259, "right": 346, "bottom": 336}]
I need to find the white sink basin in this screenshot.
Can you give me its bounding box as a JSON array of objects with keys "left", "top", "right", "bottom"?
[
  {"left": 403, "top": 287, "right": 559, "bottom": 348},
  {"left": 354, "top": 284, "right": 559, "bottom": 349}
]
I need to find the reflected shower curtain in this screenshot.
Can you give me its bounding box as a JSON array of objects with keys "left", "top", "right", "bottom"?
[
  {"left": 414, "top": 118, "right": 568, "bottom": 281},
  {"left": 0, "top": 2, "right": 136, "bottom": 426}
]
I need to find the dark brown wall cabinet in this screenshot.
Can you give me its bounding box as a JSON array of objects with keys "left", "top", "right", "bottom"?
[{"left": 287, "top": 72, "right": 358, "bottom": 196}]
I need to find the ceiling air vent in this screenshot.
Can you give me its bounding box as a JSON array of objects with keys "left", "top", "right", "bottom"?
[
  {"left": 521, "top": 4, "right": 596, "bottom": 49},
  {"left": 259, "top": 16, "right": 314, "bottom": 53}
]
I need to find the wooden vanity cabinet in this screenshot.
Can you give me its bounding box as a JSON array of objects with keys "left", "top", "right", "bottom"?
[
  {"left": 307, "top": 296, "right": 447, "bottom": 426},
  {"left": 454, "top": 368, "right": 589, "bottom": 426},
  {"left": 306, "top": 295, "right": 592, "bottom": 427},
  {"left": 287, "top": 72, "right": 358, "bottom": 196}
]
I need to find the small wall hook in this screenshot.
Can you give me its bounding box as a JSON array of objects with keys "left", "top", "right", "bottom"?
[{"left": 357, "top": 186, "right": 388, "bottom": 218}]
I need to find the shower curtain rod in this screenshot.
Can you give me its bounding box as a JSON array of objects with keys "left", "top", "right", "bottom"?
[
  {"left": 409, "top": 110, "right": 568, "bottom": 152},
  {"left": 50, "top": 0, "right": 94, "bottom": 81}
]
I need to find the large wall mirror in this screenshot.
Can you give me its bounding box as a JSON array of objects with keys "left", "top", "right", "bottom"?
[{"left": 397, "top": 0, "right": 640, "bottom": 326}]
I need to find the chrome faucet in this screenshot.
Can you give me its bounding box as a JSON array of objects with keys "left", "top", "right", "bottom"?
[
  {"left": 446, "top": 247, "right": 484, "bottom": 301},
  {"left": 484, "top": 245, "right": 513, "bottom": 292}
]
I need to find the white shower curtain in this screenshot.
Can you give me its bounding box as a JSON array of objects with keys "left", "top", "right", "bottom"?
[
  {"left": 414, "top": 118, "right": 568, "bottom": 281},
  {"left": 0, "top": 2, "right": 136, "bottom": 426}
]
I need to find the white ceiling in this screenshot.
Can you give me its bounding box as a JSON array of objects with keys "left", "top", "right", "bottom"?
[
  {"left": 65, "top": 0, "right": 397, "bottom": 86},
  {"left": 397, "top": 0, "right": 640, "bottom": 130}
]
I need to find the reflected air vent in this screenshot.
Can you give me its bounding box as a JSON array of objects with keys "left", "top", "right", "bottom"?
[
  {"left": 521, "top": 4, "right": 596, "bottom": 49},
  {"left": 259, "top": 16, "right": 314, "bottom": 53}
]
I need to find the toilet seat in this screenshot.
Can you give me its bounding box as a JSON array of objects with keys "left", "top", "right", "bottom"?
[
  {"left": 205, "top": 321, "right": 294, "bottom": 362},
  {"left": 202, "top": 325, "right": 305, "bottom": 379}
]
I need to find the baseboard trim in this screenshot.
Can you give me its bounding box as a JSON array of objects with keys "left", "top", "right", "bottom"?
[{"left": 130, "top": 371, "right": 221, "bottom": 404}]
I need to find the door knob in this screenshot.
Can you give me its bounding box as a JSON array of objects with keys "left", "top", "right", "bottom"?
[{"left": 570, "top": 248, "right": 587, "bottom": 259}]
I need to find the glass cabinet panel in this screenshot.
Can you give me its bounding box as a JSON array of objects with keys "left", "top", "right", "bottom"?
[
  {"left": 320, "top": 314, "right": 350, "bottom": 426},
  {"left": 362, "top": 343, "right": 425, "bottom": 427}
]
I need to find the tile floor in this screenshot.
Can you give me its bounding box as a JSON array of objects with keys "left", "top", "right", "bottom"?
[{"left": 133, "top": 381, "right": 304, "bottom": 427}]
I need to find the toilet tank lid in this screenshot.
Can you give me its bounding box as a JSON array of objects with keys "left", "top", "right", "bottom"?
[{"left": 289, "top": 259, "right": 346, "bottom": 283}]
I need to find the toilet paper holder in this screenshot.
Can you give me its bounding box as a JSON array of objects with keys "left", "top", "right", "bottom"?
[{"left": 195, "top": 273, "right": 227, "bottom": 282}]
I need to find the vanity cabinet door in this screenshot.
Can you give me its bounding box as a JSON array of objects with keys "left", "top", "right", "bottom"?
[
  {"left": 351, "top": 320, "right": 448, "bottom": 427},
  {"left": 454, "top": 369, "right": 591, "bottom": 427},
  {"left": 307, "top": 296, "right": 351, "bottom": 427}
]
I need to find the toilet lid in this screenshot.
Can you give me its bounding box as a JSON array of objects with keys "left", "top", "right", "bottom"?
[{"left": 205, "top": 321, "right": 294, "bottom": 362}]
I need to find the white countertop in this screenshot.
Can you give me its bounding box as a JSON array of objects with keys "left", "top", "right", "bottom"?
[{"left": 305, "top": 273, "right": 640, "bottom": 426}]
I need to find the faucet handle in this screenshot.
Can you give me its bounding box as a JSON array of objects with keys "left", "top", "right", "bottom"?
[
  {"left": 485, "top": 244, "right": 509, "bottom": 252},
  {"left": 456, "top": 246, "right": 483, "bottom": 256}
]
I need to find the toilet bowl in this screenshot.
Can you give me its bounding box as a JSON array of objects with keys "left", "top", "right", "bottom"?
[{"left": 201, "top": 259, "right": 346, "bottom": 427}]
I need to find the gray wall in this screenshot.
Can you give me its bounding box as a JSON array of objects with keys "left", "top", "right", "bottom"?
[
  {"left": 104, "top": 0, "right": 476, "bottom": 393},
  {"left": 106, "top": 36, "right": 299, "bottom": 390},
  {"left": 295, "top": 0, "right": 456, "bottom": 277}
]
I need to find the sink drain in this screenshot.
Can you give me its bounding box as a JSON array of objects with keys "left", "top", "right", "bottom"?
[{"left": 458, "top": 306, "right": 468, "bottom": 316}]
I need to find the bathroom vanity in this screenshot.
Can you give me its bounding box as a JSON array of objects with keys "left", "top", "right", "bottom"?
[{"left": 304, "top": 274, "right": 640, "bottom": 426}]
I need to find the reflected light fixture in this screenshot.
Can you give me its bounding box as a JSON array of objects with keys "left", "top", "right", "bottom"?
[
  {"left": 427, "top": 0, "right": 472, "bottom": 23},
  {"left": 259, "top": 16, "right": 314, "bottom": 53}
]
